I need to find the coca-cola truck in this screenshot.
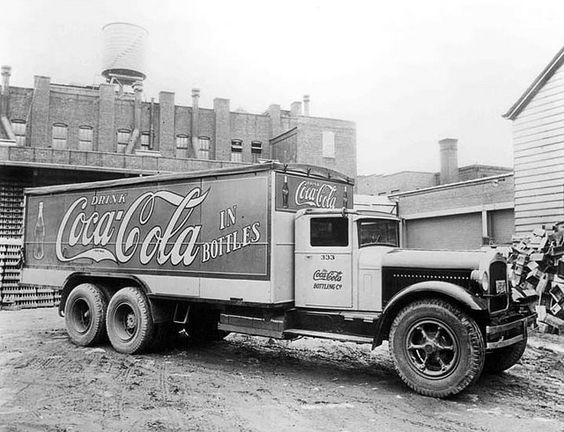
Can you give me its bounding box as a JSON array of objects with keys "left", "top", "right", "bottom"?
[{"left": 21, "top": 163, "right": 536, "bottom": 397}]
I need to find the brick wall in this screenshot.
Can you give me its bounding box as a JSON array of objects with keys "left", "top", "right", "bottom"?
[
  {"left": 3, "top": 77, "right": 357, "bottom": 178},
  {"left": 230, "top": 112, "right": 270, "bottom": 163},
  {"left": 293, "top": 116, "right": 356, "bottom": 179},
  {"left": 356, "top": 171, "right": 437, "bottom": 195},
  {"left": 395, "top": 175, "right": 514, "bottom": 218}
]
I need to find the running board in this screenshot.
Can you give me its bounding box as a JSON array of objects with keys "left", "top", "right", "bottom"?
[
  {"left": 218, "top": 314, "right": 285, "bottom": 339},
  {"left": 283, "top": 329, "right": 373, "bottom": 344}
]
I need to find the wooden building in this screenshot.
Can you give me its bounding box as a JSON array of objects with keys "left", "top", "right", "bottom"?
[{"left": 504, "top": 46, "right": 564, "bottom": 235}]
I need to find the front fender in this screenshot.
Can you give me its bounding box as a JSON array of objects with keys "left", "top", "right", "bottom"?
[{"left": 373, "top": 281, "right": 488, "bottom": 348}]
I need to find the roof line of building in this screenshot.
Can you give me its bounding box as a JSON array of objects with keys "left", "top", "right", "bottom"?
[
  {"left": 359, "top": 170, "right": 435, "bottom": 178},
  {"left": 503, "top": 45, "right": 564, "bottom": 120},
  {"left": 360, "top": 164, "right": 511, "bottom": 179},
  {"left": 389, "top": 172, "right": 514, "bottom": 198}
]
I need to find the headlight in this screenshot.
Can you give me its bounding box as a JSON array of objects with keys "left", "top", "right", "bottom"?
[
  {"left": 470, "top": 269, "right": 490, "bottom": 292},
  {"left": 481, "top": 272, "right": 489, "bottom": 292}
]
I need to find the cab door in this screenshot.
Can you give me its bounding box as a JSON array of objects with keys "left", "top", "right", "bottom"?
[{"left": 295, "top": 214, "right": 353, "bottom": 308}]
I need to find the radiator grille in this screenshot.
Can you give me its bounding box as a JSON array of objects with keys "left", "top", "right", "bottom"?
[{"left": 489, "top": 261, "right": 509, "bottom": 312}]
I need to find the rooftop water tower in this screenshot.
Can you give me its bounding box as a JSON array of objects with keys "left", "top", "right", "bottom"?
[{"left": 101, "top": 22, "right": 148, "bottom": 89}]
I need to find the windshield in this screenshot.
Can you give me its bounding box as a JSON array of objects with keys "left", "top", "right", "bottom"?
[{"left": 358, "top": 219, "right": 399, "bottom": 247}]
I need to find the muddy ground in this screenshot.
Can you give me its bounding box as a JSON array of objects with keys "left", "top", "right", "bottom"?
[{"left": 0, "top": 308, "right": 563, "bottom": 432}]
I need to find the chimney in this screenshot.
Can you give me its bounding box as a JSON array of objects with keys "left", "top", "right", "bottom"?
[
  {"left": 439, "top": 138, "right": 459, "bottom": 184},
  {"left": 133, "top": 81, "right": 143, "bottom": 132},
  {"left": 290, "top": 101, "right": 302, "bottom": 117},
  {"left": 1, "top": 65, "right": 11, "bottom": 116},
  {"left": 191, "top": 88, "right": 200, "bottom": 157},
  {"left": 303, "top": 95, "right": 310, "bottom": 116},
  {"left": 125, "top": 81, "right": 143, "bottom": 154}
]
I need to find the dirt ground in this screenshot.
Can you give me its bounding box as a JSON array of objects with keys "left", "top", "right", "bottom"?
[{"left": 0, "top": 308, "right": 563, "bottom": 432}]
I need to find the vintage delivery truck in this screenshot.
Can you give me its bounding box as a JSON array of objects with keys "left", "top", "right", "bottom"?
[{"left": 21, "top": 162, "right": 536, "bottom": 397}]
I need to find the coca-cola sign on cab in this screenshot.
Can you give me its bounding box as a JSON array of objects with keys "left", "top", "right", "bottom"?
[
  {"left": 275, "top": 173, "right": 350, "bottom": 212},
  {"left": 295, "top": 181, "right": 337, "bottom": 208}
]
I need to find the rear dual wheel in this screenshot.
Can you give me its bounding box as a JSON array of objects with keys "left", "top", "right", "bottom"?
[
  {"left": 389, "top": 299, "right": 485, "bottom": 398},
  {"left": 106, "top": 286, "right": 155, "bottom": 354},
  {"left": 65, "top": 283, "right": 108, "bottom": 347}
]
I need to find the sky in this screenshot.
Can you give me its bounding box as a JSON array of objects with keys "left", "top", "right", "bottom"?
[{"left": 3, "top": 0, "right": 564, "bottom": 175}]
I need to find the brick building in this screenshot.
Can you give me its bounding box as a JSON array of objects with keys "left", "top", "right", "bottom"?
[
  {"left": 357, "top": 138, "right": 514, "bottom": 249},
  {"left": 356, "top": 138, "right": 512, "bottom": 196},
  {"left": 0, "top": 66, "right": 356, "bottom": 238}
]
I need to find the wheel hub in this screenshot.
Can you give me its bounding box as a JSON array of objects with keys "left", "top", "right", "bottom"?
[
  {"left": 126, "top": 313, "right": 136, "bottom": 330},
  {"left": 406, "top": 321, "right": 459, "bottom": 379}
]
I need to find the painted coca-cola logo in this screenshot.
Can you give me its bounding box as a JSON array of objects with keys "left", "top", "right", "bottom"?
[
  {"left": 295, "top": 181, "right": 337, "bottom": 208},
  {"left": 56, "top": 188, "right": 209, "bottom": 266},
  {"left": 313, "top": 269, "right": 343, "bottom": 282}
]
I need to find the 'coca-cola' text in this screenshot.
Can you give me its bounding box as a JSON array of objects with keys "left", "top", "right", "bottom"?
[
  {"left": 295, "top": 181, "right": 337, "bottom": 208},
  {"left": 56, "top": 188, "right": 209, "bottom": 265}
]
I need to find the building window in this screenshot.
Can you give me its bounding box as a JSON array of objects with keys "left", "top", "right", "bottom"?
[
  {"left": 322, "top": 131, "right": 335, "bottom": 158},
  {"left": 176, "top": 134, "right": 189, "bottom": 158},
  {"left": 11, "top": 119, "right": 26, "bottom": 146},
  {"left": 231, "top": 139, "right": 243, "bottom": 162},
  {"left": 78, "top": 126, "right": 93, "bottom": 151},
  {"left": 251, "top": 141, "right": 262, "bottom": 163},
  {"left": 117, "top": 129, "right": 131, "bottom": 153},
  {"left": 198, "top": 136, "right": 210, "bottom": 160},
  {"left": 140, "top": 132, "right": 150, "bottom": 150},
  {"left": 52, "top": 123, "right": 68, "bottom": 149}
]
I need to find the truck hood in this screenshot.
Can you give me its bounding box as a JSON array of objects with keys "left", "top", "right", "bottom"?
[{"left": 359, "top": 247, "right": 499, "bottom": 271}]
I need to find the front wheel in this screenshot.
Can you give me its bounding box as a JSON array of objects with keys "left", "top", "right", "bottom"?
[
  {"left": 389, "top": 299, "right": 485, "bottom": 398},
  {"left": 106, "top": 286, "right": 155, "bottom": 354}
]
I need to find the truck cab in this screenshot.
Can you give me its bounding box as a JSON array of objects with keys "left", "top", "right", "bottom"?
[{"left": 295, "top": 208, "right": 399, "bottom": 311}]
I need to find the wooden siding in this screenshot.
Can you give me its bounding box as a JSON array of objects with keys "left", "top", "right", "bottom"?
[{"left": 513, "top": 66, "right": 564, "bottom": 235}]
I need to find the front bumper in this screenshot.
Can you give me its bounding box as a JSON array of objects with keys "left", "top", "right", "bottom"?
[{"left": 485, "top": 314, "right": 535, "bottom": 350}]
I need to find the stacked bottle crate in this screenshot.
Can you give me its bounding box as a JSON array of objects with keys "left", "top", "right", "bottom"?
[
  {"left": 0, "top": 182, "right": 24, "bottom": 238},
  {"left": 0, "top": 181, "right": 58, "bottom": 309},
  {"left": 36, "top": 285, "right": 55, "bottom": 308},
  {"left": 0, "top": 238, "right": 22, "bottom": 306}
]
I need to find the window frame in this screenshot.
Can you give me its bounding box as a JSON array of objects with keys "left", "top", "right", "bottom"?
[
  {"left": 176, "top": 134, "right": 189, "bottom": 149},
  {"left": 310, "top": 217, "right": 349, "bottom": 247},
  {"left": 78, "top": 125, "right": 93, "bottom": 151},
  {"left": 198, "top": 136, "right": 211, "bottom": 160},
  {"left": 322, "top": 131, "right": 335, "bottom": 159},
  {"left": 140, "top": 131, "right": 150, "bottom": 149},
  {"left": 11, "top": 119, "right": 26, "bottom": 146},
  {"left": 52, "top": 123, "right": 68, "bottom": 149},
  {"left": 357, "top": 218, "right": 399, "bottom": 248},
  {"left": 116, "top": 128, "right": 131, "bottom": 153},
  {"left": 231, "top": 139, "right": 243, "bottom": 162},
  {"left": 251, "top": 140, "right": 262, "bottom": 163}
]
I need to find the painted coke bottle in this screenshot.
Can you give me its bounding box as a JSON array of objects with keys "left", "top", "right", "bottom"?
[
  {"left": 282, "top": 175, "right": 289, "bottom": 209},
  {"left": 33, "top": 202, "right": 45, "bottom": 260}
]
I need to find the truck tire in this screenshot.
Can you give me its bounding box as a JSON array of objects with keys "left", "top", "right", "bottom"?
[
  {"left": 389, "top": 299, "right": 485, "bottom": 398},
  {"left": 106, "top": 286, "right": 155, "bottom": 354},
  {"left": 65, "top": 283, "right": 108, "bottom": 347},
  {"left": 484, "top": 333, "right": 527, "bottom": 373}
]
